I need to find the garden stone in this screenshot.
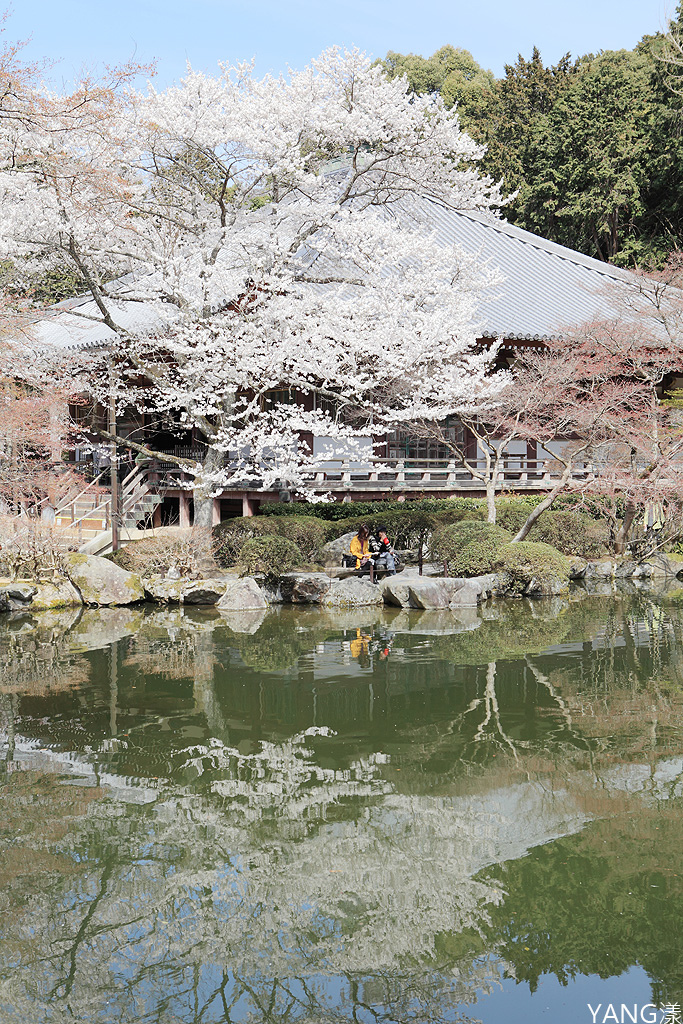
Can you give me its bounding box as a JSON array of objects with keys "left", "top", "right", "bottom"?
[
  {"left": 406, "top": 578, "right": 467, "bottom": 609},
  {"left": 30, "top": 579, "right": 83, "bottom": 611},
  {"left": 584, "top": 561, "right": 616, "bottom": 579},
  {"left": 279, "top": 572, "right": 332, "bottom": 604},
  {"left": 380, "top": 577, "right": 413, "bottom": 607},
  {"left": 318, "top": 532, "right": 357, "bottom": 566},
  {"left": 143, "top": 577, "right": 227, "bottom": 605},
  {"left": 217, "top": 577, "right": 268, "bottom": 611},
  {"left": 66, "top": 553, "right": 144, "bottom": 606},
  {"left": 182, "top": 580, "right": 228, "bottom": 604},
  {"left": 321, "top": 578, "right": 383, "bottom": 607},
  {"left": 615, "top": 560, "right": 638, "bottom": 578},
  {"left": 143, "top": 578, "right": 185, "bottom": 604},
  {"left": 522, "top": 577, "right": 567, "bottom": 597},
  {"left": 449, "top": 584, "right": 481, "bottom": 607},
  {"left": 0, "top": 583, "right": 36, "bottom": 612}
]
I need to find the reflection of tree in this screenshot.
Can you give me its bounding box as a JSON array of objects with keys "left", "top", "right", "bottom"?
[
  {"left": 4, "top": 595, "right": 683, "bottom": 1020},
  {"left": 0, "top": 728, "right": 507, "bottom": 1023},
  {"left": 477, "top": 800, "right": 683, "bottom": 1006},
  {"left": 0, "top": 609, "right": 88, "bottom": 698}
]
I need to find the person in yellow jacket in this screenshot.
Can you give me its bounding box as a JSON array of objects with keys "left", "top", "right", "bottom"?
[{"left": 350, "top": 524, "right": 375, "bottom": 582}]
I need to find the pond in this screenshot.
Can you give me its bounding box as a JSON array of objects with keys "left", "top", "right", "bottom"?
[{"left": 1, "top": 594, "right": 683, "bottom": 1024}]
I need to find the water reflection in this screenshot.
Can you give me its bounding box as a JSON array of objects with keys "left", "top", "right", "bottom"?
[{"left": 1, "top": 595, "right": 683, "bottom": 1022}]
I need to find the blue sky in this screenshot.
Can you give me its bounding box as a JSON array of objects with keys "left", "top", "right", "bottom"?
[{"left": 10, "top": 0, "right": 675, "bottom": 87}]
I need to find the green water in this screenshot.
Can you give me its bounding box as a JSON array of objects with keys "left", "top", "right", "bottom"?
[{"left": 1, "top": 594, "right": 683, "bottom": 1024}]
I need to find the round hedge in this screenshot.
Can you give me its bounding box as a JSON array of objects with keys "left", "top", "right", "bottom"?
[
  {"left": 213, "top": 515, "right": 330, "bottom": 566},
  {"left": 527, "top": 509, "right": 609, "bottom": 559},
  {"left": 212, "top": 518, "right": 278, "bottom": 567},
  {"left": 266, "top": 516, "right": 330, "bottom": 563},
  {"left": 496, "top": 540, "right": 571, "bottom": 595},
  {"left": 430, "top": 521, "right": 512, "bottom": 576},
  {"left": 238, "top": 535, "right": 303, "bottom": 577}
]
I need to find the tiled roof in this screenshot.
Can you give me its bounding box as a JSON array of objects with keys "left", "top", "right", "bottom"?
[
  {"left": 26, "top": 201, "right": 641, "bottom": 350},
  {"left": 417, "top": 202, "right": 636, "bottom": 342}
]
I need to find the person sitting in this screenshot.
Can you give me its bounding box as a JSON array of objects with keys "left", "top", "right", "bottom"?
[
  {"left": 350, "top": 524, "right": 375, "bottom": 582},
  {"left": 373, "top": 525, "right": 397, "bottom": 575}
]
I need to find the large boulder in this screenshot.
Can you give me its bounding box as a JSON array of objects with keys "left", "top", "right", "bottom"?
[
  {"left": 321, "top": 578, "right": 384, "bottom": 607},
  {"left": 216, "top": 577, "right": 268, "bottom": 611},
  {"left": 406, "top": 578, "right": 468, "bottom": 609},
  {"left": 29, "top": 579, "right": 83, "bottom": 611},
  {"left": 66, "top": 553, "right": 144, "bottom": 606},
  {"left": 0, "top": 583, "right": 36, "bottom": 612},
  {"left": 379, "top": 577, "right": 413, "bottom": 607},
  {"left": 182, "top": 580, "right": 228, "bottom": 605},
  {"left": 279, "top": 572, "right": 332, "bottom": 604},
  {"left": 584, "top": 561, "right": 616, "bottom": 579},
  {"left": 318, "top": 532, "right": 357, "bottom": 567},
  {"left": 144, "top": 577, "right": 227, "bottom": 605},
  {"left": 381, "top": 574, "right": 492, "bottom": 609}
]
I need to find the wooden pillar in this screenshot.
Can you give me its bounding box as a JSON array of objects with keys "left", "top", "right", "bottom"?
[
  {"left": 212, "top": 498, "right": 221, "bottom": 526},
  {"left": 242, "top": 495, "right": 255, "bottom": 517},
  {"left": 179, "top": 490, "right": 192, "bottom": 528}
]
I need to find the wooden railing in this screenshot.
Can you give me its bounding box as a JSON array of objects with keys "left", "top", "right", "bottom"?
[{"left": 307, "top": 456, "right": 591, "bottom": 491}]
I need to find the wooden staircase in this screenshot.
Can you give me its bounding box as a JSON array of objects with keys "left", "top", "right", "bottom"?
[{"left": 53, "top": 466, "right": 163, "bottom": 552}]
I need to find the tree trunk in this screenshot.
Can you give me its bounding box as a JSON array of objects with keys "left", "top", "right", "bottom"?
[
  {"left": 192, "top": 447, "right": 224, "bottom": 529},
  {"left": 486, "top": 477, "right": 497, "bottom": 524},
  {"left": 512, "top": 463, "right": 574, "bottom": 542},
  {"left": 614, "top": 500, "right": 636, "bottom": 555}
]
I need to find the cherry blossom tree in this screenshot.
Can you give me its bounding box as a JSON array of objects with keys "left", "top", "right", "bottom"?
[{"left": 0, "top": 46, "right": 505, "bottom": 524}]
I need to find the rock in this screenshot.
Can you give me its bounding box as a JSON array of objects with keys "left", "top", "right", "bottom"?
[
  {"left": 468, "top": 573, "right": 500, "bottom": 598},
  {"left": 381, "top": 574, "right": 493, "bottom": 608},
  {"left": 216, "top": 577, "right": 268, "bottom": 611},
  {"left": 637, "top": 555, "right": 683, "bottom": 578},
  {"left": 165, "top": 565, "right": 181, "bottom": 581},
  {"left": 0, "top": 583, "right": 36, "bottom": 612},
  {"left": 407, "top": 578, "right": 467, "bottom": 609},
  {"left": 29, "top": 579, "right": 83, "bottom": 611},
  {"left": 321, "top": 578, "right": 384, "bottom": 607},
  {"left": 66, "top": 553, "right": 144, "bottom": 606},
  {"left": 522, "top": 577, "right": 567, "bottom": 597},
  {"left": 182, "top": 580, "right": 228, "bottom": 605},
  {"left": 583, "top": 561, "right": 615, "bottom": 579},
  {"left": 144, "top": 576, "right": 228, "bottom": 605},
  {"left": 318, "top": 532, "right": 357, "bottom": 567},
  {"left": 279, "top": 572, "right": 332, "bottom": 604},
  {"left": 142, "top": 577, "right": 185, "bottom": 604},
  {"left": 449, "top": 584, "right": 481, "bottom": 607},
  {"left": 379, "top": 577, "right": 414, "bottom": 607},
  {"left": 614, "top": 560, "right": 637, "bottom": 578},
  {"left": 258, "top": 579, "right": 283, "bottom": 605},
  {"left": 568, "top": 559, "right": 588, "bottom": 580}
]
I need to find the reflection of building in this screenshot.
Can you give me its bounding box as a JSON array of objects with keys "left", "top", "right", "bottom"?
[{"left": 31, "top": 209, "right": 652, "bottom": 530}]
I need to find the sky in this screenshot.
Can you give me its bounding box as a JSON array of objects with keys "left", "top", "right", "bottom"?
[{"left": 8, "top": 0, "right": 676, "bottom": 88}]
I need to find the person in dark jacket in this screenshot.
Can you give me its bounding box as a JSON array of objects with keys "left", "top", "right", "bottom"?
[{"left": 373, "top": 525, "right": 397, "bottom": 575}]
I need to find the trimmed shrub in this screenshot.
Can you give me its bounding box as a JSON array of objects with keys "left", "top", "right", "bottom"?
[
  {"left": 267, "top": 516, "right": 331, "bottom": 563},
  {"left": 238, "top": 535, "right": 303, "bottom": 577},
  {"left": 430, "top": 521, "right": 512, "bottom": 576},
  {"left": 494, "top": 497, "right": 539, "bottom": 535},
  {"left": 528, "top": 510, "right": 610, "bottom": 559},
  {"left": 258, "top": 496, "right": 484, "bottom": 522},
  {"left": 212, "top": 518, "right": 278, "bottom": 567},
  {"left": 496, "top": 541, "right": 571, "bottom": 595},
  {"left": 213, "top": 516, "right": 330, "bottom": 566},
  {"left": 109, "top": 527, "right": 213, "bottom": 578}
]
